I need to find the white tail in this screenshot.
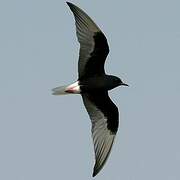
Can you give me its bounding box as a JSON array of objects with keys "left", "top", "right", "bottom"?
[
  {"left": 52, "top": 81, "right": 80, "bottom": 95},
  {"left": 52, "top": 85, "right": 69, "bottom": 95}
]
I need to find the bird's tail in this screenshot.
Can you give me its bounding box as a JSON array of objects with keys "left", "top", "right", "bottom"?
[
  {"left": 52, "top": 81, "right": 80, "bottom": 95},
  {"left": 52, "top": 85, "right": 69, "bottom": 95}
]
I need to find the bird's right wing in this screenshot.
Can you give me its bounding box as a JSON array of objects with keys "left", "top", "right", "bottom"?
[
  {"left": 82, "top": 92, "right": 119, "bottom": 177},
  {"left": 67, "top": 2, "right": 109, "bottom": 78}
]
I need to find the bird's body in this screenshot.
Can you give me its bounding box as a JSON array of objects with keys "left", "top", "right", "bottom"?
[
  {"left": 52, "top": 2, "right": 128, "bottom": 177},
  {"left": 80, "top": 75, "right": 123, "bottom": 92}
]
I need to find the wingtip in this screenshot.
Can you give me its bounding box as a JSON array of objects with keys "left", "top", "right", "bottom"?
[
  {"left": 92, "top": 161, "right": 103, "bottom": 177},
  {"left": 92, "top": 162, "right": 101, "bottom": 177},
  {"left": 66, "top": 1, "right": 75, "bottom": 11},
  {"left": 66, "top": 1, "right": 73, "bottom": 7},
  {"left": 93, "top": 162, "right": 104, "bottom": 177},
  {"left": 92, "top": 168, "right": 98, "bottom": 177}
]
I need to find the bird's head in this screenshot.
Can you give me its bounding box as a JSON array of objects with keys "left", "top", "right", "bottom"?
[{"left": 111, "top": 76, "right": 129, "bottom": 88}]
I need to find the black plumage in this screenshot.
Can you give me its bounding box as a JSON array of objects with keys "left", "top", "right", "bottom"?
[{"left": 52, "top": 2, "right": 128, "bottom": 177}]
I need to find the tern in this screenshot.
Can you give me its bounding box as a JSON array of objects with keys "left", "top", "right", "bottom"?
[{"left": 52, "top": 2, "right": 128, "bottom": 177}]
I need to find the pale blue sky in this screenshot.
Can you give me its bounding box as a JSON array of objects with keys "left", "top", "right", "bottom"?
[{"left": 0, "top": 0, "right": 180, "bottom": 179}]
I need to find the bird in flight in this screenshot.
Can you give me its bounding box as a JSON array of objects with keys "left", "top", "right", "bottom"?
[{"left": 52, "top": 2, "right": 128, "bottom": 177}]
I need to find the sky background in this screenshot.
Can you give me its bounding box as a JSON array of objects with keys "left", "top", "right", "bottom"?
[{"left": 0, "top": 0, "right": 180, "bottom": 179}]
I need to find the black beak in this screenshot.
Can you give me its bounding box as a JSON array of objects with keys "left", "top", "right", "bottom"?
[{"left": 121, "top": 82, "right": 129, "bottom": 86}]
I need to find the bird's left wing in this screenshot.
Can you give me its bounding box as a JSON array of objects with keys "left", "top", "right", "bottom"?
[
  {"left": 82, "top": 92, "right": 119, "bottom": 177},
  {"left": 67, "top": 2, "right": 109, "bottom": 78}
]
